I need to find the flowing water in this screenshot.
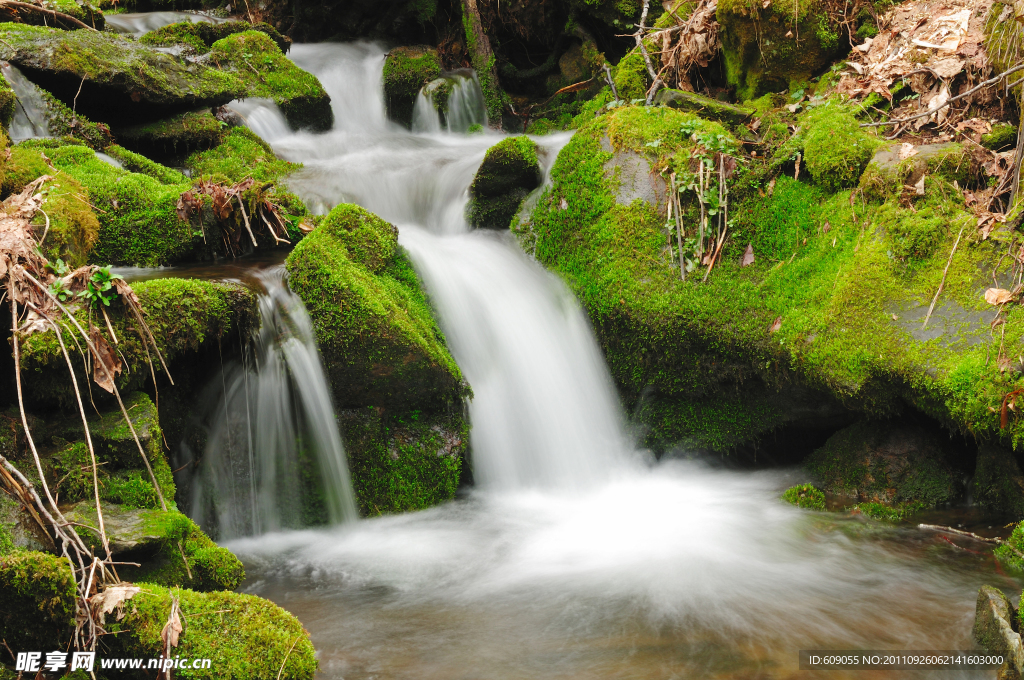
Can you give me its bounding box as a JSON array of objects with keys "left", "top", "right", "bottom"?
[
  {"left": 3, "top": 63, "right": 51, "bottom": 142},
  {"left": 189, "top": 267, "right": 358, "bottom": 539},
  {"left": 207, "top": 43, "right": 1015, "bottom": 678},
  {"left": 104, "top": 11, "right": 227, "bottom": 37}
]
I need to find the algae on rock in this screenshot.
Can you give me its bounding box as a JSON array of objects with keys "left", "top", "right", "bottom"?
[{"left": 383, "top": 45, "right": 442, "bottom": 128}]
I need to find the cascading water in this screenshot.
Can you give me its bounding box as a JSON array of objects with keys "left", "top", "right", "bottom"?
[
  {"left": 104, "top": 11, "right": 227, "bottom": 37},
  {"left": 411, "top": 72, "right": 488, "bottom": 134},
  {"left": 3, "top": 63, "right": 51, "bottom": 142},
  {"left": 191, "top": 267, "right": 357, "bottom": 539},
  {"left": 224, "top": 42, "right": 1001, "bottom": 679}
]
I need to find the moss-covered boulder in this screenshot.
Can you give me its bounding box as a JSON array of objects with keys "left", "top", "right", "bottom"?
[
  {"left": 383, "top": 45, "right": 441, "bottom": 128},
  {"left": 0, "top": 71, "right": 16, "bottom": 131},
  {"left": 468, "top": 136, "right": 542, "bottom": 230},
  {"left": 0, "top": 551, "right": 76, "bottom": 652},
  {"left": 106, "top": 585, "right": 316, "bottom": 679},
  {"left": 717, "top": 0, "right": 843, "bottom": 100},
  {"left": 113, "top": 109, "right": 225, "bottom": 162},
  {"left": 859, "top": 142, "right": 976, "bottom": 202},
  {"left": 0, "top": 24, "right": 244, "bottom": 125},
  {"left": 972, "top": 585, "right": 1024, "bottom": 670},
  {"left": 286, "top": 203, "right": 470, "bottom": 513},
  {"left": 140, "top": 19, "right": 290, "bottom": 54},
  {"left": 102, "top": 144, "right": 190, "bottom": 184},
  {"left": 781, "top": 483, "right": 825, "bottom": 510},
  {"left": 209, "top": 31, "right": 332, "bottom": 132},
  {"left": 983, "top": 123, "right": 1017, "bottom": 152},
  {"left": 805, "top": 421, "right": 964, "bottom": 507},
  {"left": 186, "top": 126, "right": 297, "bottom": 184},
  {"left": 655, "top": 88, "right": 753, "bottom": 126}
]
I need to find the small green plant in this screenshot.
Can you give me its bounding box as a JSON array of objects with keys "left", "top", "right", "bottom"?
[
  {"left": 78, "top": 266, "right": 121, "bottom": 307},
  {"left": 854, "top": 501, "right": 924, "bottom": 522},
  {"left": 782, "top": 483, "right": 827, "bottom": 510},
  {"left": 104, "top": 471, "right": 160, "bottom": 510}
]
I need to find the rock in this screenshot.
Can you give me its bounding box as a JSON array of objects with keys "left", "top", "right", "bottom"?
[
  {"left": 0, "top": 24, "right": 244, "bottom": 126},
  {"left": 717, "top": 0, "right": 843, "bottom": 99},
  {"left": 805, "top": 420, "right": 964, "bottom": 507},
  {"left": 973, "top": 585, "right": 1024, "bottom": 675},
  {"left": 286, "top": 203, "right": 471, "bottom": 513},
  {"left": 973, "top": 445, "right": 1024, "bottom": 519},
  {"left": 113, "top": 109, "right": 225, "bottom": 162},
  {"left": 383, "top": 45, "right": 441, "bottom": 128},
  {"left": 859, "top": 142, "right": 975, "bottom": 201},
  {"left": 468, "top": 136, "right": 542, "bottom": 230},
  {"left": 983, "top": 123, "right": 1018, "bottom": 152},
  {"left": 139, "top": 19, "right": 290, "bottom": 55},
  {"left": 65, "top": 501, "right": 168, "bottom": 553},
  {"left": 0, "top": 551, "right": 76, "bottom": 651},
  {"left": 655, "top": 88, "right": 753, "bottom": 126},
  {"left": 208, "top": 31, "right": 332, "bottom": 132},
  {"left": 800, "top": 103, "right": 880, "bottom": 192}
]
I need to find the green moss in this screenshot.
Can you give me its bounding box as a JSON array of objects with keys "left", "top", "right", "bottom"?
[
  {"left": 802, "top": 102, "right": 880, "bottom": 191},
  {"left": 0, "top": 551, "right": 76, "bottom": 651},
  {"left": 140, "top": 19, "right": 290, "bottom": 55},
  {"left": 38, "top": 0, "right": 104, "bottom": 29},
  {"left": 877, "top": 200, "right": 969, "bottom": 262},
  {"left": 114, "top": 109, "right": 225, "bottom": 160},
  {"left": 468, "top": 136, "right": 542, "bottom": 229},
  {"left": 51, "top": 441, "right": 96, "bottom": 504},
  {"left": 983, "top": 123, "right": 1017, "bottom": 151},
  {"left": 782, "top": 483, "right": 826, "bottom": 510},
  {"left": 613, "top": 49, "right": 650, "bottom": 101},
  {"left": 340, "top": 408, "right": 466, "bottom": 515},
  {"left": 34, "top": 88, "right": 114, "bottom": 149},
  {"left": 126, "top": 512, "right": 244, "bottom": 591},
  {"left": 996, "top": 521, "right": 1024, "bottom": 573},
  {"left": 106, "top": 584, "right": 316, "bottom": 679},
  {"left": 925, "top": 142, "right": 974, "bottom": 185},
  {"left": 382, "top": 45, "right": 441, "bottom": 127},
  {"left": 209, "top": 31, "right": 332, "bottom": 131},
  {"left": 104, "top": 469, "right": 160, "bottom": 509},
  {"left": 186, "top": 126, "right": 297, "bottom": 184},
  {"left": 854, "top": 501, "right": 924, "bottom": 522},
  {"left": 0, "top": 71, "right": 16, "bottom": 131},
  {"left": 102, "top": 144, "right": 189, "bottom": 185}
]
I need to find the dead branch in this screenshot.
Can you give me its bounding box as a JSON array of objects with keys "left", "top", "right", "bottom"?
[
  {"left": 0, "top": 0, "right": 96, "bottom": 31},
  {"left": 922, "top": 225, "right": 965, "bottom": 328}
]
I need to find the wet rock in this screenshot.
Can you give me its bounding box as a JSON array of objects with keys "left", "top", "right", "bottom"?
[
  {"left": 655, "top": 88, "right": 753, "bottom": 126},
  {"left": 468, "top": 136, "right": 542, "bottom": 230},
  {"left": 973, "top": 585, "right": 1024, "bottom": 675},
  {"left": 140, "top": 19, "right": 290, "bottom": 55},
  {"left": 208, "top": 31, "right": 332, "bottom": 132},
  {"left": 859, "top": 142, "right": 975, "bottom": 201},
  {"left": 383, "top": 45, "right": 441, "bottom": 128},
  {"left": 0, "top": 24, "right": 244, "bottom": 126},
  {"left": 805, "top": 420, "right": 964, "bottom": 507},
  {"left": 972, "top": 445, "right": 1024, "bottom": 519},
  {"left": 113, "top": 108, "right": 225, "bottom": 162}
]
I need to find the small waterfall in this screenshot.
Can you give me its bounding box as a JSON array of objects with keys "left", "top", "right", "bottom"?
[
  {"left": 3, "top": 63, "right": 51, "bottom": 142},
  {"left": 411, "top": 73, "right": 488, "bottom": 134},
  {"left": 105, "top": 11, "right": 227, "bottom": 38},
  {"left": 192, "top": 267, "right": 358, "bottom": 538},
  {"left": 223, "top": 98, "right": 292, "bottom": 143}
]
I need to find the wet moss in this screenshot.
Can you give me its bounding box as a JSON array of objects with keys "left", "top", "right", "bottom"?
[
  {"left": 854, "top": 501, "right": 924, "bottom": 522},
  {"left": 34, "top": 88, "right": 114, "bottom": 150},
  {"left": 140, "top": 19, "right": 290, "bottom": 55},
  {"left": 801, "top": 102, "right": 880, "bottom": 191},
  {"left": 467, "top": 136, "right": 542, "bottom": 229},
  {"left": 102, "top": 144, "right": 190, "bottom": 185},
  {"left": 382, "top": 45, "right": 441, "bottom": 127},
  {"left": 0, "top": 551, "right": 76, "bottom": 652},
  {"left": 106, "top": 584, "right": 316, "bottom": 679},
  {"left": 982, "top": 123, "right": 1017, "bottom": 152},
  {"left": 185, "top": 126, "right": 297, "bottom": 184},
  {"left": 37, "top": 0, "right": 104, "bottom": 29},
  {"left": 209, "top": 31, "right": 332, "bottom": 132},
  {"left": 125, "top": 511, "right": 244, "bottom": 591},
  {"left": 114, "top": 109, "right": 225, "bottom": 161},
  {"left": 0, "top": 71, "right": 16, "bottom": 131},
  {"left": 782, "top": 483, "right": 826, "bottom": 510},
  {"left": 996, "top": 521, "right": 1024, "bottom": 573},
  {"left": 613, "top": 49, "right": 650, "bottom": 101}
]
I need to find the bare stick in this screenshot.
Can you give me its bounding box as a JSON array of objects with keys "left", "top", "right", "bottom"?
[
  {"left": 0, "top": 0, "right": 95, "bottom": 30},
  {"left": 862, "top": 63, "right": 1024, "bottom": 128},
  {"left": 236, "top": 195, "right": 258, "bottom": 248},
  {"left": 276, "top": 635, "right": 302, "bottom": 680},
  {"left": 922, "top": 225, "right": 965, "bottom": 329}
]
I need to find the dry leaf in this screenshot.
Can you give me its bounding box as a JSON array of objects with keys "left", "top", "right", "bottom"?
[
  {"left": 999, "top": 353, "right": 1014, "bottom": 373},
  {"left": 769, "top": 316, "right": 782, "bottom": 333},
  {"left": 766, "top": 178, "right": 776, "bottom": 197},
  {"left": 985, "top": 288, "right": 1014, "bottom": 305},
  {"left": 89, "top": 584, "right": 141, "bottom": 624},
  {"left": 823, "top": 220, "right": 831, "bottom": 234},
  {"left": 161, "top": 597, "right": 183, "bottom": 650},
  {"left": 914, "top": 175, "right": 926, "bottom": 195},
  {"left": 898, "top": 143, "right": 918, "bottom": 160},
  {"left": 741, "top": 244, "right": 755, "bottom": 266},
  {"left": 90, "top": 327, "right": 123, "bottom": 394}
]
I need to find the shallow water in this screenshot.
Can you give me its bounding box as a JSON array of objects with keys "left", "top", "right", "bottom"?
[{"left": 202, "top": 41, "right": 1021, "bottom": 678}]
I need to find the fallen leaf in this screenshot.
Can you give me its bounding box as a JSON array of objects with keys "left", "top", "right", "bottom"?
[
  {"left": 898, "top": 143, "right": 918, "bottom": 160},
  {"left": 742, "top": 244, "right": 755, "bottom": 266},
  {"left": 999, "top": 354, "right": 1014, "bottom": 373},
  {"left": 823, "top": 220, "right": 831, "bottom": 234},
  {"left": 914, "top": 175, "right": 926, "bottom": 195},
  {"left": 90, "top": 327, "right": 123, "bottom": 394},
  {"left": 766, "top": 178, "right": 776, "bottom": 197},
  {"left": 769, "top": 316, "right": 782, "bottom": 333},
  {"left": 785, "top": 30, "right": 794, "bottom": 38},
  {"left": 891, "top": 313, "right": 899, "bottom": 321},
  {"left": 161, "top": 596, "right": 183, "bottom": 650},
  {"left": 89, "top": 584, "right": 141, "bottom": 624},
  {"left": 559, "top": 197, "right": 568, "bottom": 211},
  {"left": 985, "top": 288, "right": 1014, "bottom": 305}
]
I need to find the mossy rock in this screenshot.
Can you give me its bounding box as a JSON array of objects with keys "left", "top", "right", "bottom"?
[
  {"left": 113, "top": 108, "right": 225, "bottom": 161},
  {"left": 286, "top": 203, "right": 468, "bottom": 411},
  {"left": 382, "top": 45, "right": 441, "bottom": 128},
  {"left": 19, "top": 279, "right": 259, "bottom": 408},
  {"left": 972, "top": 444, "right": 1024, "bottom": 519},
  {"left": 11, "top": 82, "right": 115, "bottom": 149},
  {"left": 782, "top": 483, "right": 825, "bottom": 510},
  {"left": 209, "top": 31, "right": 332, "bottom": 132},
  {"left": 983, "top": 123, "right": 1017, "bottom": 152},
  {"left": 717, "top": 0, "right": 843, "bottom": 100},
  {"left": 859, "top": 142, "right": 976, "bottom": 202},
  {"left": 29, "top": 0, "right": 105, "bottom": 29},
  {"left": 105, "top": 584, "right": 316, "bottom": 679},
  {"left": 655, "top": 88, "right": 753, "bottom": 126},
  {"left": 140, "top": 19, "right": 290, "bottom": 54},
  {"left": 185, "top": 126, "right": 297, "bottom": 184},
  {"left": 0, "top": 23, "right": 244, "bottom": 125},
  {"left": 0, "top": 551, "right": 76, "bottom": 652},
  {"left": 801, "top": 102, "right": 880, "bottom": 191},
  {"left": 996, "top": 522, "right": 1024, "bottom": 573},
  {"left": 467, "top": 136, "right": 542, "bottom": 230},
  {"left": 102, "top": 144, "right": 190, "bottom": 184},
  {"left": 0, "top": 71, "right": 16, "bottom": 131},
  {"left": 972, "top": 585, "right": 1020, "bottom": 658},
  {"left": 340, "top": 407, "right": 467, "bottom": 515},
  {"left": 853, "top": 501, "right": 924, "bottom": 522},
  {"left": 805, "top": 420, "right": 963, "bottom": 507}
]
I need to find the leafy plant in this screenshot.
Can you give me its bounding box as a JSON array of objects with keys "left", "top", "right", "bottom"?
[{"left": 78, "top": 266, "right": 121, "bottom": 308}]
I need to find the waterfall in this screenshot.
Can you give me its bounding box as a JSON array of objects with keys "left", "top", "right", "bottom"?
[
  {"left": 411, "top": 73, "right": 488, "bottom": 134},
  {"left": 262, "top": 43, "right": 627, "bottom": 490},
  {"left": 223, "top": 98, "right": 293, "bottom": 143},
  {"left": 192, "top": 267, "right": 357, "bottom": 538},
  {"left": 3, "top": 63, "right": 51, "bottom": 142},
  {"left": 105, "top": 11, "right": 227, "bottom": 38}
]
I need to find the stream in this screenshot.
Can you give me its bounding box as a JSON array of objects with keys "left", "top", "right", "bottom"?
[{"left": 190, "top": 43, "right": 1013, "bottom": 679}]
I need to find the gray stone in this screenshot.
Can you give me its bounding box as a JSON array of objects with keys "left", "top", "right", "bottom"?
[
  {"left": 64, "top": 501, "right": 166, "bottom": 555},
  {"left": 973, "top": 585, "right": 1024, "bottom": 675}
]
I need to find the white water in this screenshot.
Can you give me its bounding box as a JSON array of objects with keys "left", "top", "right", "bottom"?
[
  {"left": 104, "top": 11, "right": 227, "bottom": 37},
  {"left": 224, "top": 42, "right": 1006, "bottom": 678},
  {"left": 3, "top": 63, "right": 51, "bottom": 142},
  {"left": 192, "top": 267, "right": 357, "bottom": 538},
  {"left": 412, "top": 72, "right": 489, "bottom": 134}
]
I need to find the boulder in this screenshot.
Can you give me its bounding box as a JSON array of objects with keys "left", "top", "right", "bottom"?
[
  {"left": 113, "top": 109, "right": 225, "bottom": 162},
  {"left": 468, "top": 136, "right": 542, "bottom": 230},
  {"left": 0, "top": 24, "right": 244, "bottom": 125},
  {"left": 972, "top": 445, "right": 1024, "bottom": 519},
  {"left": 859, "top": 142, "right": 976, "bottom": 201},
  {"left": 973, "top": 585, "right": 1024, "bottom": 675},
  {"left": 805, "top": 421, "right": 964, "bottom": 507},
  {"left": 383, "top": 45, "right": 441, "bottom": 128},
  {"left": 208, "top": 31, "right": 332, "bottom": 132},
  {"left": 655, "top": 88, "right": 753, "bottom": 126},
  {"left": 0, "top": 551, "right": 76, "bottom": 652},
  {"left": 139, "top": 19, "right": 290, "bottom": 54}
]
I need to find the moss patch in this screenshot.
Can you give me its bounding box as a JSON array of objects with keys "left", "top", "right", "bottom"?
[
  {"left": 782, "top": 483, "right": 825, "bottom": 510},
  {"left": 383, "top": 45, "right": 441, "bottom": 127},
  {"left": 114, "top": 109, "right": 225, "bottom": 161},
  {"left": 186, "top": 127, "right": 297, "bottom": 184},
  {"left": 140, "top": 19, "right": 290, "bottom": 55},
  {"left": 468, "top": 136, "right": 542, "bottom": 229},
  {"left": 209, "top": 31, "right": 332, "bottom": 132},
  {"left": 0, "top": 551, "right": 76, "bottom": 651}
]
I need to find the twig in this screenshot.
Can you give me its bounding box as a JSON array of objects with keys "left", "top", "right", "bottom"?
[
  {"left": 235, "top": 195, "right": 258, "bottom": 248},
  {"left": 917, "top": 524, "right": 1003, "bottom": 544},
  {"left": 921, "top": 225, "right": 965, "bottom": 329},
  {"left": 276, "top": 635, "right": 302, "bottom": 680},
  {"left": 0, "top": 0, "right": 95, "bottom": 30}
]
